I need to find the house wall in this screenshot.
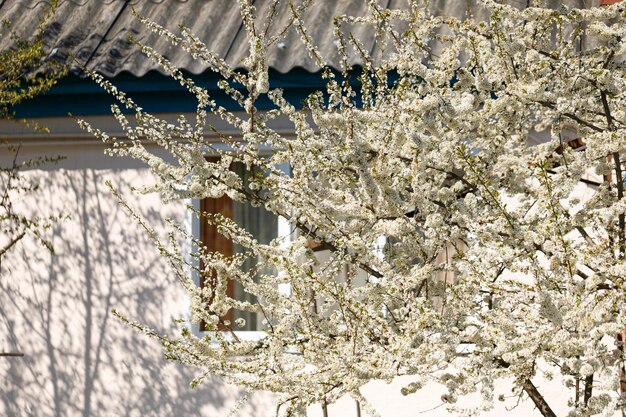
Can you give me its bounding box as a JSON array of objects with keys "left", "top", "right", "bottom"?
[
  {"left": 0, "top": 139, "right": 278, "bottom": 417},
  {"left": 0, "top": 117, "right": 619, "bottom": 417}
]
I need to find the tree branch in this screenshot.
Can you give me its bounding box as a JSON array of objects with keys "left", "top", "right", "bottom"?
[
  {"left": 583, "top": 374, "right": 593, "bottom": 406},
  {"left": 522, "top": 379, "right": 558, "bottom": 417},
  {"left": 0, "top": 352, "right": 24, "bottom": 357},
  {"left": 0, "top": 231, "right": 26, "bottom": 258},
  {"left": 495, "top": 358, "right": 557, "bottom": 417}
]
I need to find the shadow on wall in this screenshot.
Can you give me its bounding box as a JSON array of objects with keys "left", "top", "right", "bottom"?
[{"left": 0, "top": 155, "right": 276, "bottom": 417}]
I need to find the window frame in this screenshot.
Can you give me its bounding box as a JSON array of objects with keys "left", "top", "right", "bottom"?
[{"left": 185, "top": 151, "right": 292, "bottom": 340}]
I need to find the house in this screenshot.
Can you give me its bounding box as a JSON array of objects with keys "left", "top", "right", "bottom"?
[{"left": 0, "top": 0, "right": 618, "bottom": 416}]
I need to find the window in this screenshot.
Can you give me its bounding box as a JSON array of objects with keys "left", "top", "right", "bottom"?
[{"left": 198, "top": 158, "right": 279, "bottom": 332}]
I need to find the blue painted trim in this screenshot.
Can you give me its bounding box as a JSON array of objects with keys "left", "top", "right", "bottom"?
[{"left": 13, "top": 68, "right": 363, "bottom": 118}]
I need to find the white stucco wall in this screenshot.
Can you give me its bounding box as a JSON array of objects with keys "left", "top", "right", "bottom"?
[{"left": 0, "top": 141, "right": 277, "bottom": 417}]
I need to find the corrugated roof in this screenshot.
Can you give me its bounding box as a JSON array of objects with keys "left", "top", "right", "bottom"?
[{"left": 0, "top": 0, "right": 601, "bottom": 77}]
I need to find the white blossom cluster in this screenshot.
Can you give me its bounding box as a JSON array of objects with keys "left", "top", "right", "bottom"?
[{"left": 82, "top": 0, "right": 626, "bottom": 416}]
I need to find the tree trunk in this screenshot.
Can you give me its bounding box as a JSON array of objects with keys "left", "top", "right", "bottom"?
[
  {"left": 583, "top": 374, "right": 593, "bottom": 406},
  {"left": 322, "top": 400, "right": 328, "bottom": 417},
  {"left": 522, "top": 379, "right": 557, "bottom": 417}
]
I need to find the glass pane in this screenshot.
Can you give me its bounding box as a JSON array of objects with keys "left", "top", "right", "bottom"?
[{"left": 231, "top": 163, "right": 278, "bottom": 331}]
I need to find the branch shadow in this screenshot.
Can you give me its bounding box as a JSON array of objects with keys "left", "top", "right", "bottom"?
[{"left": 0, "top": 155, "right": 276, "bottom": 417}]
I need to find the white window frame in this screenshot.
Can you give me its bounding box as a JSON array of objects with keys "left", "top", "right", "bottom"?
[{"left": 183, "top": 149, "right": 292, "bottom": 341}]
